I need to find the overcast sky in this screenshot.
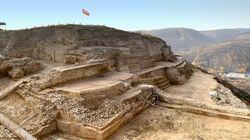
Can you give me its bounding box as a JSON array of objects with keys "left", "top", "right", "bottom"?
[{"left": 1, "top": 0, "right": 250, "bottom": 30}]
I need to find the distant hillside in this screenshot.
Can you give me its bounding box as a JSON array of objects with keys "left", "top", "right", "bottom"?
[
  {"left": 143, "top": 28, "right": 250, "bottom": 73},
  {"left": 142, "top": 28, "right": 214, "bottom": 53},
  {"left": 143, "top": 28, "right": 250, "bottom": 54},
  {"left": 201, "top": 29, "right": 250, "bottom": 42},
  {"left": 184, "top": 39, "right": 250, "bottom": 73}
]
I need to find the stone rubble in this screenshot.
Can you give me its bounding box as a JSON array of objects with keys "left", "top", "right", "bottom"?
[{"left": 0, "top": 124, "right": 18, "bottom": 139}]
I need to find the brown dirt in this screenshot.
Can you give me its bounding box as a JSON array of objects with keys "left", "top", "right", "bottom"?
[
  {"left": 109, "top": 104, "right": 250, "bottom": 140},
  {"left": 165, "top": 71, "right": 218, "bottom": 105}
]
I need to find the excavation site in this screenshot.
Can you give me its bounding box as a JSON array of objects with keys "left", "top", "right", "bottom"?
[{"left": 0, "top": 25, "right": 249, "bottom": 140}]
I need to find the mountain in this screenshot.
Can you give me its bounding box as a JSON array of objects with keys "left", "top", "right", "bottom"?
[
  {"left": 143, "top": 28, "right": 250, "bottom": 53},
  {"left": 184, "top": 39, "right": 250, "bottom": 73},
  {"left": 201, "top": 29, "right": 250, "bottom": 42},
  {"left": 141, "top": 28, "right": 214, "bottom": 53},
  {"left": 143, "top": 28, "right": 250, "bottom": 73}
]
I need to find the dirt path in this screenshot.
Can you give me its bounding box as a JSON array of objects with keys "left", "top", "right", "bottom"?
[{"left": 109, "top": 105, "right": 250, "bottom": 140}]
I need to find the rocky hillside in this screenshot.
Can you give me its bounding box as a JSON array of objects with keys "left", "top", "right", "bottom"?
[
  {"left": 142, "top": 28, "right": 250, "bottom": 53},
  {"left": 184, "top": 39, "right": 250, "bottom": 73},
  {"left": 141, "top": 28, "right": 214, "bottom": 53},
  {"left": 143, "top": 28, "right": 250, "bottom": 73},
  {"left": 201, "top": 29, "right": 250, "bottom": 42}
]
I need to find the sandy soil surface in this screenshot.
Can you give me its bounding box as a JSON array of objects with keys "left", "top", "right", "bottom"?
[
  {"left": 165, "top": 71, "right": 219, "bottom": 105},
  {"left": 109, "top": 104, "right": 250, "bottom": 140}
]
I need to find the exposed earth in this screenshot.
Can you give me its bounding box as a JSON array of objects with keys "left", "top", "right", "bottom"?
[
  {"left": 0, "top": 25, "right": 249, "bottom": 140},
  {"left": 110, "top": 106, "right": 250, "bottom": 140}
]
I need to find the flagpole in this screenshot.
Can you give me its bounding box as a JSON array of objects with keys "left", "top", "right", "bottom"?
[{"left": 82, "top": 8, "right": 90, "bottom": 26}]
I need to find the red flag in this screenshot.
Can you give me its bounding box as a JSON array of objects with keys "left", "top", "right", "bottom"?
[{"left": 82, "top": 9, "right": 90, "bottom": 16}]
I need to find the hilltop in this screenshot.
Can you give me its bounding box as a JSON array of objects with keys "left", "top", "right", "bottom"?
[{"left": 0, "top": 25, "right": 249, "bottom": 140}]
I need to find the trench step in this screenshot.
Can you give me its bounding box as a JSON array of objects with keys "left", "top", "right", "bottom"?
[
  {"left": 156, "top": 80, "right": 171, "bottom": 89},
  {"left": 54, "top": 72, "right": 138, "bottom": 102},
  {"left": 142, "top": 76, "right": 171, "bottom": 90},
  {"left": 57, "top": 84, "right": 157, "bottom": 139},
  {"left": 153, "top": 78, "right": 169, "bottom": 85}
]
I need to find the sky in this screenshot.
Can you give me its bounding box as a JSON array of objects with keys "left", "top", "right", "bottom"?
[{"left": 1, "top": 0, "right": 250, "bottom": 31}]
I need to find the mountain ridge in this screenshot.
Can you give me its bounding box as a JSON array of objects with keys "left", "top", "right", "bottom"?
[{"left": 142, "top": 27, "right": 250, "bottom": 73}]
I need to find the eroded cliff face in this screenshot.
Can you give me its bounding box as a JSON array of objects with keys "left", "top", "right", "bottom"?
[{"left": 0, "top": 25, "right": 176, "bottom": 66}]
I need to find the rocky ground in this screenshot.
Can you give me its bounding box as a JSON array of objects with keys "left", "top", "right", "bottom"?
[{"left": 0, "top": 124, "right": 19, "bottom": 139}]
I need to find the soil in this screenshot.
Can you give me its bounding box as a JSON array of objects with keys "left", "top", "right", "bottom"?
[
  {"left": 165, "top": 71, "right": 218, "bottom": 104},
  {"left": 0, "top": 78, "right": 15, "bottom": 91},
  {"left": 164, "top": 71, "right": 247, "bottom": 108},
  {"left": 109, "top": 104, "right": 250, "bottom": 140}
]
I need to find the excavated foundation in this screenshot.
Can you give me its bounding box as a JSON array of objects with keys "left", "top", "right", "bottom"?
[{"left": 0, "top": 25, "right": 249, "bottom": 140}]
